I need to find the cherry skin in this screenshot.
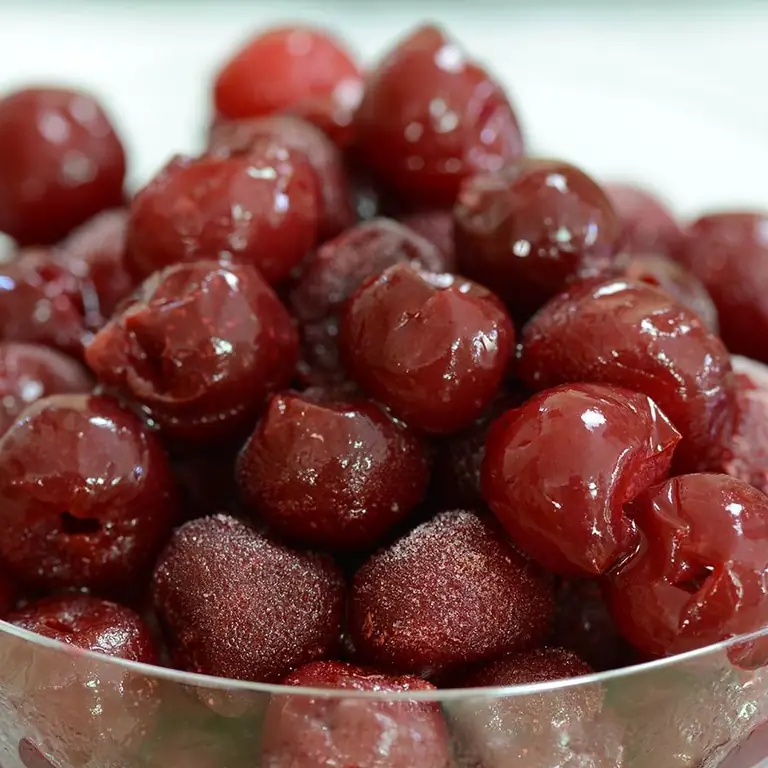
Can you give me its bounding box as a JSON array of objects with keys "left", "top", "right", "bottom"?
[
  {"left": 482, "top": 383, "right": 681, "bottom": 576},
  {"left": 353, "top": 24, "right": 525, "bottom": 208},
  {"left": 349, "top": 510, "right": 554, "bottom": 676},
  {"left": 518, "top": 276, "right": 736, "bottom": 472},
  {"left": 214, "top": 25, "right": 361, "bottom": 121},
  {"left": 0, "top": 393, "right": 178, "bottom": 594},
  {"left": 237, "top": 391, "right": 431, "bottom": 551},
  {"left": 0, "top": 87, "right": 126, "bottom": 246},
  {"left": 0, "top": 342, "right": 92, "bottom": 437},
  {"left": 260, "top": 661, "right": 452, "bottom": 768},
  {"left": 399, "top": 209, "right": 456, "bottom": 271},
  {"left": 454, "top": 159, "right": 623, "bottom": 322},
  {"left": 672, "top": 211, "right": 768, "bottom": 362},
  {"left": 605, "top": 473, "right": 768, "bottom": 658},
  {"left": 85, "top": 261, "right": 298, "bottom": 443},
  {"left": 152, "top": 514, "right": 344, "bottom": 683},
  {"left": 127, "top": 147, "right": 319, "bottom": 285},
  {"left": 340, "top": 262, "right": 515, "bottom": 434}
]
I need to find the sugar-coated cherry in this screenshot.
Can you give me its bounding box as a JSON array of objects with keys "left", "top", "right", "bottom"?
[
  {"left": 0, "top": 87, "right": 126, "bottom": 246},
  {"left": 207, "top": 114, "right": 355, "bottom": 241},
  {"left": 399, "top": 209, "right": 456, "bottom": 271},
  {"left": 0, "top": 393, "right": 178, "bottom": 594},
  {"left": 85, "top": 261, "right": 298, "bottom": 443},
  {"left": 260, "top": 661, "right": 452, "bottom": 768},
  {"left": 672, "top": 211, "right": 768, "bottom": 362},
  {"left": 482, "top": 383, "right": 680, "bottom": 576},
  {"left": 354, "top": 24, "right": 525, "bottom": 208},
  {"left": 604, "top": 182, "right": 681, "bottom": 256},
  {"left": 237, "top": 391, "right": 430, "bottom": 550},
  {"left": 605, "top": 473, "right": 768, "bottom": 658},
  {"left": 127, "top": 147, "right": 319, "bottom": 285},
  {"left": 624, "top": 252, "right": 718, "bottom": 332},
  {"left": 454, "top": 159, "right": 623, "bottom": 322},
  {"left": 518, "top": 277, "right": 735, "bottom": 472},
  {"left": 0, "top": 342, "right": 92, "bottom": 437},
  {"left": 349, "top": 510, "right": 553, "bottom": 676},
  {"left": 152, "top": 514, "right": 344, "bottom": 682},
  {"left": 340, "top": 262, "right": 514, "bottom": 434}
]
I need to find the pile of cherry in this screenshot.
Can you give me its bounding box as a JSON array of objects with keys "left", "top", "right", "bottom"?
[{"left": 1, "top": 18, "right": 768, "bottom": 768}]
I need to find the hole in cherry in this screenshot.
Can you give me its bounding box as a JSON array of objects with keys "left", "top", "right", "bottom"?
[
  {"left": 673, "top": 564, "right": 714, "bottom": 594},
  {"left": 42, "top": 617, "right": 74, "bottom": 635},
  {"left": 60, "top": 511, "right": 101, "bottom": 536}
]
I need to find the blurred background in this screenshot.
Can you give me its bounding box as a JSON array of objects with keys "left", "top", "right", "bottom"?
[{"left": 1, "top": 0, "right": 766, "bottom": 213}]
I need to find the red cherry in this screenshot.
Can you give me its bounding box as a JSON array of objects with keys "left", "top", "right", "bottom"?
[
  {"left": 0, "top": 88, "right": 126, "bottom": 246},
  {"left": 454, "top": 159, "right": 623, "bottom": 322},
  {"left": 354, "top": 24, "right": 525, "bottom": 208},
  {"left": 518, "top": 277, "right": 736, "bottom": 472},
  {"left": 605, "top": 473, "right": 768, "bottom": 658},
  {"left": 399, "top": 209, "right": 456, "bottom": 271},
  {"left": 214, "top": 25, "right": 360, "bottom": 121},
  {"left": 340, "top": 262, "right": 515, "bottom": 434},
  {"left": 260, "top": 661, "right": 451, "bottom": 768}
]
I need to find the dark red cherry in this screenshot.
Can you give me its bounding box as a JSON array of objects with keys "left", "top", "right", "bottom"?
[
  {"left": 237, "top": 391, "right": 430, "bottom": 550},
  {"left": 454, "top": 159, "right": 623, "bottom": 322},
  {"left": 85, "top": 261, "right": 298, "bottom": 443},
  {"left": 605, "top": 473, "right": 768, "bottom": 658},
  {"left": 349, "top": 510, "right": 553, "bottom": 676},
  {"left": 518, "top": 277, "right": 736, "bottom": 472},
  {"left": 672, "top": 212, "right": 768, "bottom": 362},
  {"left": 340, "top": 262, "right": 514, "bottom": 434},
  {"left": 214, "top": 25, "right": 361, "bottom": 121},
  {"left": 482, "top": 383, "right": 680, "bottom": 576},
  {"left": 260, "top": 661, "right": 451, "bottom": 768},
  {"left": 127, "top": 147, "right": 319, "bottom": 285},
  {"left": 399, "top": 209, "right": 456, "bottom": 271},
  {"left": 0, "top": 393, "right": 177, "bottom": 594},
  {"left": 0, "top": 342, "right": 92, "bottom": 437},
  {"left": 152, "top": 514, "right": 344, "bottom": 682},
  {"left": 353, "top": 24, "right": 525, "bottom": 208},
  {"left": 0, "top": 88, "right": 126, "bottom": 246}
]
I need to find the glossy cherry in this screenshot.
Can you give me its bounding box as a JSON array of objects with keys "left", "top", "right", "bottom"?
[
  {"left": 340, "top": 262, "right": 514, "bottom": 434},
  {"left": 349, "top": 510, "right": 553, "bottom": 676},
  {"left": 672, "top": 211, "right": 768, "bottom": 362},
  {"left": 518, "top": 277, "right": 736, "bottom": 472},
  {"left": 214, "top": 25, "right": 361, "bottom": 121},
  {"left": 482, "top": 383, "right": 681, "bottom": 576},
  {"left": 152, "top": 514, "right": 344, "bottom": 683},
  {"left": 0, "top": 342, "right": 92, "bottom": 437},
  {"left": 260, "top": 661, "right": 452, "bottom": 768},
  {"left": 0, "top": 393, "right": 178, "bottom": 594},
  {"left": 454, "top": 159, "right": 623, "bottom": 322},
  {"left": 605, "top": 473, "right": 768, "bottom": 658},
  {"left": 85, "top": 261, "right": 298, "bottom": 443},
  {"left": 353, "top": 24, "right": 525, "bottom": 207},
  {"left": 399, "top": 209, "right": 456, "bottom": 271},
  {"left": 237, "top": 391, "right": 431, "bottom": 550},
  {"left": 126, "top": 147, "right": 319, "bottom": 285},
  {"left": 0, "top": 87, "right": 126, "bottom": 246}
]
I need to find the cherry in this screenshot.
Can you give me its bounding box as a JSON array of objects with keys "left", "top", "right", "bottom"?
[
  {"left": 605, "top": 473, "right": 768, "bottom": 658},
  {"left": 454, "top": 159, "right": 623, "bottom": 322},
  {"left": 214, "top": 25, "right": 360, "bottom": 121},
  {"left": 353, "top": 24, "right": 525, "bottom": 208},
  {"left": 0, "top": 342, "right": 92, "bottom": 437},
  {"left": 237, "top": 391, "right": 431, "bottom": 551},
  {"left": 672, "top": 211, "right": 768, "bottom": 362},
  {"left": 207, "top": 114, "right": 355, "bottom": 241},
  {"left": 85, "top": 261, "right": 298, "bottom": 443},
  {"left": 340, "top": 262, "right": 515, "bottom": 434},
  {"left": 126, "top": 147, "right": 319, "bottom": 285},
  {"left": 260, "top": 661, "right": 452, "bottom": 768},
  {"left": 349, "top": 510, "right": 553, "bottom": 676},
  {"left": 623, "top": 252, "right": 718, "bottom": 332},
  {"left": 152, "top": 514, "right": 344, "bottom": 682},
  {"left": 482, "top": 383, "right": 681, "bottom": 576},
  {"left": 0, "top": 393, "right": 178, "bottom": 594},
  {"left": 604, "top": 182, "right": 681, "bottom": 256},
  {"left": 0, "top": 88, "right": 126, "bottom": 247},
  {"left": 518, "top": 276, "right": 736, "bottom": 472},
  {"left": 399, "top": 209, "right": 456, "bottom": 271}
]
